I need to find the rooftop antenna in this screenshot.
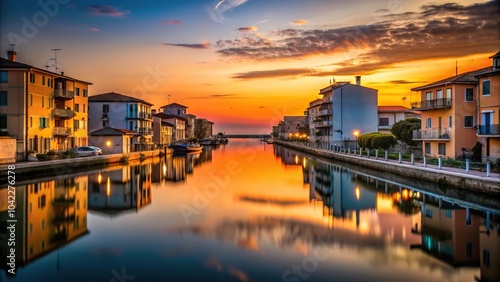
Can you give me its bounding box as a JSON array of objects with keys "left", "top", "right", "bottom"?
[
  {"left": 44, "top": 62, "right": 50, "bottom": 70},
  {"left": 51, "top": 48, "right": 61, "bottom": 73}
]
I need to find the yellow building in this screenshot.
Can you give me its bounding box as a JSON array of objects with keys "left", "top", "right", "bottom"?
[
  {"left": 475, "top": 51, "right": 500, "bottom": 162},
  {"left": 411, "top": 64, "right": 494, "bottom": 159},
  {"left": 0, "top": 51, "right": 92, "bottom": 160}
]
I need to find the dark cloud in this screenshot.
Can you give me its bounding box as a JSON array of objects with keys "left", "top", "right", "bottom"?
[
  {"left": 87, "top": 5, "right": 128, "bottom": 16},
  {"left": 237, "top": 26, "right": 258, "bottom": 32},
  {"left": 388, "top": 80, "right": 426, "bottom": 85},
  {"left": 162, "top": 20, "right": 183, "bottom": 25},
  {"left": 162, "top": 43, "right": 210, "bottom": 49},
  {"left": 217, "top": 1, "right": 500, "bottom": 79},
  {"left": 188, "top": 94, "right": 247, "bottom": 99}
]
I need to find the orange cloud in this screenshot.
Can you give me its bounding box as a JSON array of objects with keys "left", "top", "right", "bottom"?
[{"left": 291, "top": 19, "right": 309, "bottom": 25}]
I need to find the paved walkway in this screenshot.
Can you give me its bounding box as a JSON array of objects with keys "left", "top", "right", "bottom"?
[{"left": 280, "top": 142, "right": 500, "bottom": 181}]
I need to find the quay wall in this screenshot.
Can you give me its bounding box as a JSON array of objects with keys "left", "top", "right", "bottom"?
[
  {"left": 0, "top": 150, "right": 162, "bottom": 181},
  {"left": 275, "top": 141, "right": 500, "bottom": 195}
]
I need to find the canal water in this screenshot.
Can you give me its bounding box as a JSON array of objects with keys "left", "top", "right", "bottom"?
[{"left": 1, "top": 139, "right": 499, "bottom": 282}]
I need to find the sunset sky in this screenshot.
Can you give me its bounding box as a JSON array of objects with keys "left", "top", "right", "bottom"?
[{"left": 1, "top": 0, "right": 499, "bottom": 133}]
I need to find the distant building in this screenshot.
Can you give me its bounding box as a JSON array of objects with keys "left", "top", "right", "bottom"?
[
  {"left": 194, "top": 118, "right": 214, "bottom": 139},
  {"left": 377, "top": 106, "right": 413, "bottom": 134},
  {"left": 153, "top": 113, "right": 186, "bottom": 141},
  {"left": 279, "top": 116, "right": 307, "bottom": 139},
  {"left": 152, "top": 116, "right": 174, "bottom": 147},
  {"left": 159, "top": 103, "right": 196, "bottom": 139},
  {"left": 0, "top": 51, "right": 92, "bottom": 160},
  {"left": 88, "top": 92, "right": 153, "bottom": 151},
  {"left": 474, "top": 51, "right": 500, "bottom": 162},
  {"left": 411, "top": 65, "right": 493, "bottom": 159}
]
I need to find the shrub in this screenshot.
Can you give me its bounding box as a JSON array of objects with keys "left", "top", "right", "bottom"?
[
  {"left": 36, "top": 153, "right": 49, "bottom": 161},
  {"left": 46, "top": 150, "right": 57, "bottom": 156},
  {"left": 358, "top": 132, "right": 378, "bottom": 149},
  {"left": 391, "top": 118, "right": 421, "bottom": 146},
  {"left": 119, "top": 156, "right": 129, "bottom": 164},
  {"left": 370, "top": 134, "right": 397, "bottom": 150},
  {"left": 140, "top": 153, "right": 146, "bottom": 161},
  {"left": 471, "top": 141, "right": 482, "bottom": 162},
  {"left": 61, "top": 149, "right": 76, "bottom": 159}
]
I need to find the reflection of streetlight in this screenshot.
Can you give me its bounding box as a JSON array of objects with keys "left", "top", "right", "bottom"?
[
  {"left": 106, "top": 141, "right": 111, "bottom": 154},
  {"left": 353, "top": 131, "right": 359, "bottom": 150}
]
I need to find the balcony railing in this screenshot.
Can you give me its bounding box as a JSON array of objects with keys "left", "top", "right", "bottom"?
[
  {"left": 477, "top": 124, "right": 500, "bottom": 136},
  {"left": 53, "top": 127, "right": 72, "bottom": 136},
  {"left": 138, "top": 127, "right": 152, "bottom": 135},
  {"left": 413, "top": 127, "right": 450, "bottom": 141},
  {"left": 411, "top": 98, "right": 452, "bottom": 111},
  {"left": 314, "top": 120, "right": 333, "bottom": 128},
  {"left": 53, "top": 108, "right": 76, "bottom": 119},
  {"left": 54, "top": 89, "right": 75, "bottom": 100},
  {"left": 139, "top": 112, "right": 152, "bottom": 120},
  {"left": 317, "top": 109, "right": 333, "bottom": 117}
]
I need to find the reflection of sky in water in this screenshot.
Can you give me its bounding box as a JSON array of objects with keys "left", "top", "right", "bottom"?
[{"left": 2, "top": 139, "right": 496, "bottom": 282}]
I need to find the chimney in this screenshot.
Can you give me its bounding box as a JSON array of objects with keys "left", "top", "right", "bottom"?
[
  {"left": 355, "top": 76, "right": 361, "bottom": 86},
  {"left": 7, "top": 51, "right": 17, "bottom": 61},
  {"left": 61, "top": 71, "right": 64, "bottom": 76}
]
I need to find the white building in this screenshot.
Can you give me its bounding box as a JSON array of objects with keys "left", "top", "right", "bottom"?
[
  {"left": 377, "top": 106, "right": 412, "bottom": 134},
  {"left": 88, "top": 92, "right": 153, "bottom": 150},
  {"left": 279, "top": 116, "right": 307, "bottom": 139},
  {"left": 159, "top": 103, "right": 196, "bottom": 139}
]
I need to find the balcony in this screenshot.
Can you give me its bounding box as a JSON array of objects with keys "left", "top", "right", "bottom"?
[
  {"left": 477, "top": 124, "right": 500, "bottom": 136},
  {"left": 54, "top": 89, "right": 75, "bottom": 100},
  {"left": 53, "top": 108, "right": 76, "bottom": 119},
  {"left": 317, "top": 109, "right": 333, "bottom": 117},
  {"left": 411, "top": 98, "right": 452, "bottom": 111},
  {"left": 138, "top": 127, "right": 153, "bottom": 135},
  {"left": 314, "top": 120, "right": 333, "bottom": 128},
  {"left": 53, "top": 127, "right": 72, "bottom": 136},
  {"left": 139, "top": 112, "right": 152, "bottom": 120},
  {"left": 413, "top": 127, "right": 450, "bottom": 141},
  {"left": 52, "top": 196, "right": 76, "bottom": 206}
]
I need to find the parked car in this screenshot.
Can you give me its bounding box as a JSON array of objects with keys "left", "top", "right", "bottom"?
[
  {"left": 73, "top": 146, "right": 99, "bottom": 157},
  {"left": 89, "top": 146, "right": 102, "bottom": 155}
]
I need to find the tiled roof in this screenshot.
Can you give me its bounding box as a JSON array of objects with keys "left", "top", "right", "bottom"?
[
  {"left": 161, "top": 121, "right": 175, "bottom": 127},
  {"left": 89, "top": 92, "right": 153, "bottom": 106},
  {"left": 489, "top": 51, "right": 500, "bottom": 58},
  {"left": 153, "top": 112, "right": 187, "bottom": 121},
  {"left": 0, "top": 57, "right": 31, "bottom": 68},
  {"left": 160, "top": 102, "right": 188, "bottom": 109},
  {"left": 89, "top": 127, "right": 136, "bottom": 136},
  {"left": 378, "top": 106, "right": 410, "bottom": 112},
  {"left": 411, "top": 67, "right": 493, "bottom": 91}
]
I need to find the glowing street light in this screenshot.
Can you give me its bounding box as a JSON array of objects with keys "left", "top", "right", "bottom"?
[
  {"left": 353, "top": 130, "right": 360, "bottom": 150},
  {"left": 106, "top": 141, "right": 111, "bottom": 154}
]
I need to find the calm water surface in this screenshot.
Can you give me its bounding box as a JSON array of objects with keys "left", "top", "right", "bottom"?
[{"left": 1, "top": 139, "right": 499, "bottom": 282}]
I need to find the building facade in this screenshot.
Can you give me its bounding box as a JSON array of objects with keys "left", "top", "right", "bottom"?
[
  {"left": 0, "top": 51, "right": 92, "bottom": 160},
  {"left": 377, "top": 106, "right": 413, "bottom": 134},
  {"left": 88, "top": 92, "right": 153, "bottom": 151},
  {"left": 279, "top": 116, "right": 307, "bottom": 140},
  {"left": 475, "top": 51, "right": 500, "bottom": 162},
  {"left": 411, "top": 67, "right": 492, "bottom": 159},
  {"left": 153, "top": 113, "right": 186, "bottom": 141}
]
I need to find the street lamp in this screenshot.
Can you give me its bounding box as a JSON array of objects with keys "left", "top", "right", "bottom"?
[
  {"left": 353, "top": 131, "right": 359, "bottom": 150},
  {"left": 106, "top": 141, "right": 111, "bottom": 154}
]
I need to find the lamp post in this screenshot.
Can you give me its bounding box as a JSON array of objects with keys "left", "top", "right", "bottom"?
[
  {"left": 353, "top": 131, "right": 359, "bottom": 150},
  {"left": 106, "top": 141, "right": 111, "bottom": 154}
]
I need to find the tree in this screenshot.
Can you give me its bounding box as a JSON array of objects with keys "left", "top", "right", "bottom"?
[{"left": 391, "top": 118, "right": 421, "bottom": 146}]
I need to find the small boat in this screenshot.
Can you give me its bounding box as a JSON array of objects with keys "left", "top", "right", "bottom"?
[
  {"left": 199, "top": 139, "right": 212, "bottom": 146},
  {"left": 265, "top": 139, "right": 274, "bottom": 144},
  {"left": 169, "top": 142, "right": 203, "bottom": 152}
]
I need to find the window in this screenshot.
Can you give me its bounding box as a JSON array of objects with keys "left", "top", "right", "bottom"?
[
  {"left": 426, "top": 118, "right": 432, "bottom": 128},
  {"left": 464, "top": 116, "right": 474, "bottom": 128},
  {"left": 41, "top": 219, "right": 45, "bottom": 231},
  {"left": 103, "top": 104, "right": 109, "bottom": 113},
  {"left": 436, "top": 89, "right": 443, "bottom": 99},
  {"left": 83, "top": 89, "right": 88, "bottom": 97},
  {"left": 482, "top": 80, "right": 491, "bottom": 96},
  {"left": 426, "top": 92, "right": 433, "bottom": 100},
  {"left": 466, "top": 242, "right": 473, "bottom": 257},
  {"left": 47, "top": 78, "right": 52, "bottom": 88},
  {"left": 425, "top": 143, "right": 431, "bottom": 154},
  {"left": 30, "top": 116, "right": 33, "bottom": 128},
  {"left": 75, "top": 87, "right": 80, "bottom": 96},
  {"left": 129, "top": 121, "right": 134, "bottom": 130},
  {"left": 39, "top": 117, "right": 49, "bottom": 128},
  {"left": 438, "top": 143, "right": 446, "bottom": 155},
  {"left": 81, "top": 118, "right": 85, "bottom": 129},
  {"left": 425, "top": 209, "right": 433, "bottom": 218},
  {"left": 448, "top": 116, "right": 452, "bottom": 128},
  {"left": 75, "top": 103, "right": 79, "bottom": 112},
  {"left": 0, "top": 115, "right": 7, "bottom": 129},
  {"left": 446, "top": 88, "right": 452, "bottom": 99},
  {"left": 29, "top": 94, "right": 33, "bottom": 106},
  {"left": 465, "top": 88, "right": 474, "bottom": 101},
  {"left": 379, "top": 118, "right": 389, "bottom": 126},
  {"left": 41, "top": 96, "right": 44, "bottom": 107},
  {"left": 483, "top": 250, "right": 490, "bottom": 267},
  {"left": 445, "top": 210, "right": 452, "bottom": 218},
  {"left": 29, "top": 73, "right": 35, "bottom": 83},
  {"left": 42, "top": 76, "right": 45, "bottom": 86},
  {"left": 0, "top": 91, "right": 7, "bottom": 106},
  {"left": 83, "top": 104, "right": 86, "bottom": 113},
  {"left": 0, "top": 71, "right": 7, "bottom": 83}
]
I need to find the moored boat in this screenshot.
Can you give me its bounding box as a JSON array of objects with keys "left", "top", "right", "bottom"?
[{"left": 169, "top": 142, "right": 203, "bottom": 152}]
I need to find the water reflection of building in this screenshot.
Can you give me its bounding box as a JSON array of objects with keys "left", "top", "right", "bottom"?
[
  {"left": 0, "top": 176, "right": 89, "bottom": 270},
  {"left": 476, "top": 217, "right": 500, "bottom": 282},
  {"left": 411, "top": 195, "right": 481, "bottom": 267},
  {"left": 152, "top": 148, "right": 213, "bottom": 183},
  {"left": 88, "top": 164, "right": 152, "bottom": 217}
]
